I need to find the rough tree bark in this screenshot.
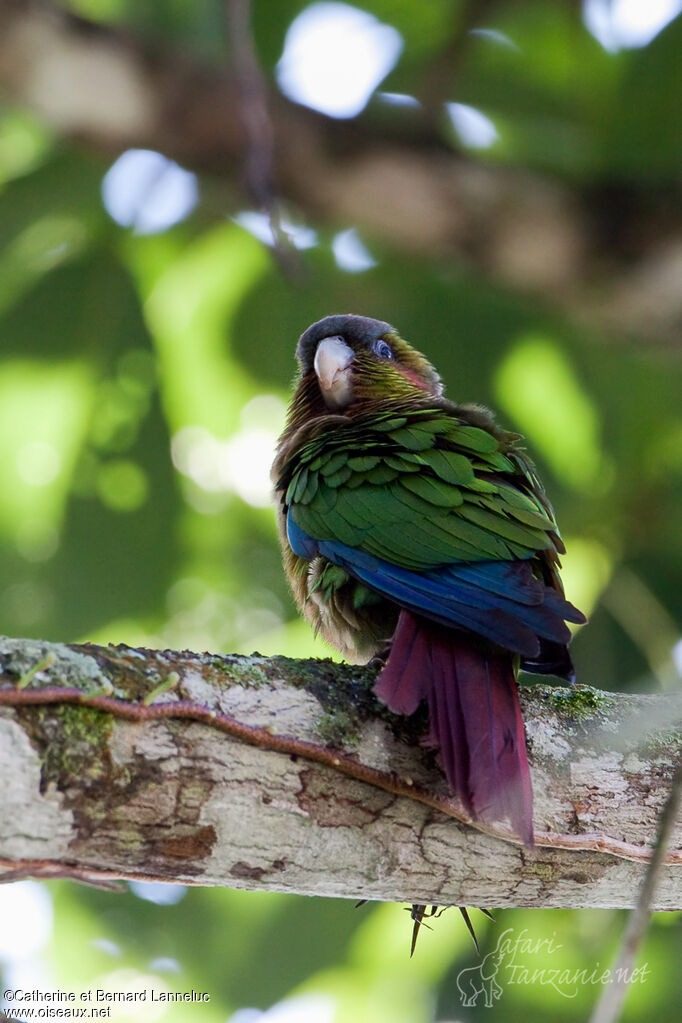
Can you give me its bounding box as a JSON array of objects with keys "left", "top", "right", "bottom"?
[
  {"left": 0, "top": 0, "right": 680, "bottom": 346},
  {"left": 1, "top": 635, "right": 680, "bottom": 909}
]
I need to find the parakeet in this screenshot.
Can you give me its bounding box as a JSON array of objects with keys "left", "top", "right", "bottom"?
[{"left": 272, "top": 314, "right": 585, "bottom": 846}]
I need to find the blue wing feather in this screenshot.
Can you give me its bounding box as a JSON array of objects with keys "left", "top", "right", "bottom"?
[
  {"left": 287, "top": 511, "right": 578, "bottom": 659},
  {"left": 287, "top": 513, "right": 319, "bottom": 559}
]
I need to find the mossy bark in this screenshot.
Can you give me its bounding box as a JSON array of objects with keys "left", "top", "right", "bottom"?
[{"left": 0, "top": 635, "right": 680, "bottom": 908}]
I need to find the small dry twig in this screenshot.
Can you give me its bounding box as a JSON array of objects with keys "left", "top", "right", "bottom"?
[
  {"left": 589, "top": 755, "right": 682, "bottom": 1023},
  {"left": 226, "top": 0, "right": 302, "bottom": 278}
]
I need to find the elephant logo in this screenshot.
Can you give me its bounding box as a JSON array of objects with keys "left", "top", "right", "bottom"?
[{"left": 456, "top": 946, "right": 506, "bottom": 1007}]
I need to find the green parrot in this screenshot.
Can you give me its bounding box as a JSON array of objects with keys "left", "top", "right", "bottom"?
[{"left": 272, "top": 314, "right": 585, "bottom": 846}]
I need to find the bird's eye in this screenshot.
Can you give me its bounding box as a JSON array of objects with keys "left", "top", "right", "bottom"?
[{"left": 373, "top": 339, "right": 394, "bottom": 361}]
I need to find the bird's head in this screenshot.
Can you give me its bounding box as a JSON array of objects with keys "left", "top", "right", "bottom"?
[{"left": 294, "top": 314, "right": 443, "bottom": 414}]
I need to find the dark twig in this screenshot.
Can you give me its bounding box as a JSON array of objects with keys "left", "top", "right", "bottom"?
[
  {"left": 0, "top": 857, "right": 199, "bottom": 887},
  {"left": 419, "top": 0, "right": 498, "bottom": 121},
  {"left": 589, "top": 755, "right": 682, "bottom": 1023},
  {"left": 225, "top": 0, "right": 302, "bottom": 278},
  {"left": 0, "top": 681, "right": 680, "bottom": 866},
  {"left": 0, "top": 864, "right": 125, "bottom": 891}
]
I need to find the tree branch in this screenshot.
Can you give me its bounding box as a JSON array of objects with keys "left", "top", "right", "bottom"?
[
  {"left": 0, "top": 635, "right": 680, "bottom": 908},
  {"left": 0, "top": 0, "right": 680, "bottom": 346}
]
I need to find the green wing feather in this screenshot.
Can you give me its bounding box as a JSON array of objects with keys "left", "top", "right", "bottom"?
[{"left": 283, "top": 408, "right": 561, "bottom": 571}]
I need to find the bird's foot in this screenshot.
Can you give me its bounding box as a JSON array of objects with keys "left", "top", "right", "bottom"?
[{"left": 367, "top": 644, "right": 393, "bottom": 670}]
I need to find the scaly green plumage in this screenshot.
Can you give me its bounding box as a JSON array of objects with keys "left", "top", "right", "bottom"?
[{"left": 280, "top": 406, "right": 561, "bottom": 574}]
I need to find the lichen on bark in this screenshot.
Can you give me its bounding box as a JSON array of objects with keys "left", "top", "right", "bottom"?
[{"left": 0, "top": 635, "right": 680, "bottom": 908}]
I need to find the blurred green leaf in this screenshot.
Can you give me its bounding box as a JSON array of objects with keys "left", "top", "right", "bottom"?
[{"left": 494, "top": 335, "right": 608, "bottom": 493}]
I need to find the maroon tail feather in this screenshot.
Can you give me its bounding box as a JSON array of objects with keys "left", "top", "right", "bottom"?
[{"left": 374, "top": 610, "right": 534, "bottom": 846}]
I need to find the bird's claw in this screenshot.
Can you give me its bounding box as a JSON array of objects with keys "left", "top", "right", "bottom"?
[{"left": 367, "top": 645, "right": 393, "bottom": 670}]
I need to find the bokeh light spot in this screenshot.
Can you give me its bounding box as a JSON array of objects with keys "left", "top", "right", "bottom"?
[
  {"left": 233, "top": 211, "right": 317, "bottom": 250},
  {"left": 377, "top": 92, "right": 420, "bottom": 107},
  {"left": 583, "top": 0, "right": 682, "bottom": 51},
  {"left": 446, "top": 103, "right": 499, "bottom": 149},
  {"left": 96, "top": 459, "right": 148, "bottom": 512},
  {"left": 332, "top": 228, "right": 377, "bottom": 272},
  {"left": 92, "top": 938, "right": 123, "bottom": 957},
  {"left": 102, "top": 149, "right": 198, "bottom": 234},
  {"left": 230, "top": 996, "right": 337, "bottom": 1023},
  {"left": 0, "top": 881, "right": 53, "bottom": 962},
  {"left": 130, "top": 881, "right": 187, "bottom": 905},
  {"left": 171, "top": 397, "right": 285, "bottom": 508},
  {"left": 469, "top": 27, "right": 520, "bottom": 50},
  {"left": 277, "top": 3, "right": 403, "bottom": 118},
  {"left": 149, "top": 957, "right": 181, "bottom": 974},
  {"left": 93, "top": 969, "right": 169, "bottom": 1021},
  {"left": 223, "top": 427, "right": 279, "bottom": 507},
  {"left": 239, "top": 394, "right": 287, "bottom": 432},
  {"left": 672, "top": 638, "right": 682, "bottom": 676},
  {"left": 15, "top": 521, "right": 59, "bottom": 563}
]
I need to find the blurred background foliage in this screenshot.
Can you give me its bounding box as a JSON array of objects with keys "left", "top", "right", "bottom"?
[{"left": 0, "top": 1, "right": 680, "bottom": 1021}]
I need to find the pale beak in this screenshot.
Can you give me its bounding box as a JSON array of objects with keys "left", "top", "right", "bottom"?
[{"left": 314, "top": 336, "right": 354, "bottom": 409}]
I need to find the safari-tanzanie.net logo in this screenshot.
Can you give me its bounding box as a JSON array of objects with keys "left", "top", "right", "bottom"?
[{"left": 455, "top": 926, "right": 650, "bottom": 1007}]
